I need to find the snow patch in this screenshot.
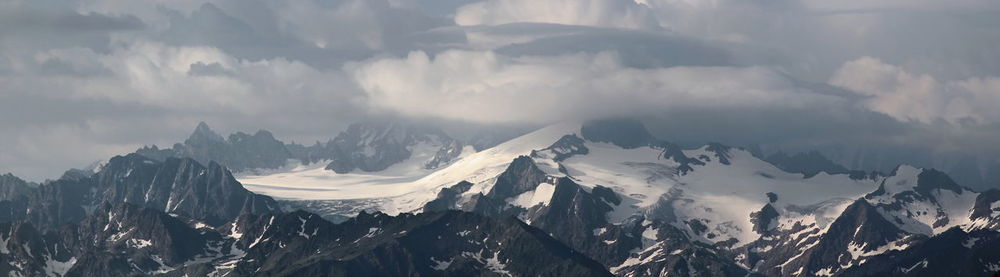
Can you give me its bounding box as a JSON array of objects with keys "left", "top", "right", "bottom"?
[
  {"left": 593, "top": 227, "right": 606, "bottom": 236},
  {"left": 461, "top": 250, "right": 512, "bottom": 276},
  {"left": 610, "top": 243, "right": 667, "bottom": 274},
  {"left": 430, "top": 257, "right": 453, "bottom": 270},
  {"left": 510, "top": 182, "right": 555, "bottom": 208},
  {"left": 45, "top": 257, "right": 76, "bottom": 277},
  {"left": 296, "top": 216, "right": 317, "bottom": 239},
  {"left": 364, "top": 227, "right": 381, "bottom": 238},
  {"left": 127, "top": 238, "right": 153, "bottom": 248},
  {"left": 901, "top": 259, "right": 928, "bottom": 273},
  {"left": 814, "top": 267, "right": 834, "bottom": 276}
]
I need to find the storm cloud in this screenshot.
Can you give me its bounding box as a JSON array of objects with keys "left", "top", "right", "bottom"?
[{"left": 0, "top": 0, "right": 998, "bottom": 187}]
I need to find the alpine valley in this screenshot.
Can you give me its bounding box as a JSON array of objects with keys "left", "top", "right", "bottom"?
[{"left": 2, "top": 119, "right": 999, "bottom": 277}]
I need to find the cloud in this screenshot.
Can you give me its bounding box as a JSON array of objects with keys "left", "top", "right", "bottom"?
[
  {"left": 0, "top": 3, "right": 144, "bottom": 34},
  {"left": 455, "top": 0, "right": 659, "bottom": 29},
  {"left": 831, "top": 57, "right": 1000, "bottom": 124},
  {"left": 0, "top": 0, "right": 999, "bottom": 188},
  {"left": 0, "top": 0, "right": 457, "bottom": 180},
  {"left": 493, "top": 27, "right": 732, "bottom": 68},
  {"left": 0, "top": 40, "right": 367, "bottom": 181},
  {"left": 351, "top": 50, "right": 836, "bottom": 124},
  {"left": 638, "top": 0, "right": 1000, "bottom": 80},
  {"left": 448, "top": 0, "right": 1000, "bottom": 82}
]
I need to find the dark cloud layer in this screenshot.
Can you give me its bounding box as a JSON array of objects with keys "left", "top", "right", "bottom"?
[{"left": 0, "top": 0, "right": 998, "bottom": 188}]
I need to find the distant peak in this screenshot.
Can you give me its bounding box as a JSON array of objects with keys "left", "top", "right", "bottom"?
[
  {"left": 580, "top": 118, "right": 656, "bottom": 149},
  {"left": 340, "top": 120, "right": 452, "bottom": 142},
  {"left": 194, "top": 121, "right": 215, "bottom": 134},
  {"left": 0, "top": 173, "right": 26, "bottom": 184},
  {"left": 188, "top": 121, "right": 225, "bottom": 142},
  {"left": 915, "top": 168, "right": 964, "bottom": 195}
]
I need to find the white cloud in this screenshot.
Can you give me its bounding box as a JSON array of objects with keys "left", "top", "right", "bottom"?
[
  {"left": 455, "top": 0, "right": 659, "bottom": 29},
  {"left": 351, "top": 50, "right": 834, "bottom": 124},
  {"left": 15, "top": 42, "right": 357, "bottom": 113},
  {"left": 830, "top": 57, "right": 1000, "bottom": 124}
]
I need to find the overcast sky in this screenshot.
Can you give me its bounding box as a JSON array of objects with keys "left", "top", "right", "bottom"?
[{"left": 2, "top": 0, "right": 999, "bottom": 182}]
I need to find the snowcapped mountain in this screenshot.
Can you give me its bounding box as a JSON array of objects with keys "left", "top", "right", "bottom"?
[
  {"left": 236, "top": 118, "right": 1000, "bottom": 276},
  {"left": 1, "top": 118, "right": 999, "bottom": 276},
  {"left": 0, "top": 153, "right": 610, "bottom": 276}
]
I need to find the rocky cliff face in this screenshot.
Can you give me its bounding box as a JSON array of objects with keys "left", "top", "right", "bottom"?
[
  {"left": 0, "top": 155, "right": 613, "bottom": 276},
  {"left": 0, "top": 201, "right": 614, "bottom": 276},
  {"left": 0, "top": 153, "right": 280, "bottom": 230}
]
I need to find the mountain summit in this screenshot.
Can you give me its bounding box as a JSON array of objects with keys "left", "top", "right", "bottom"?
[
  {"left": 188, "top": 121, "right": 226, "bottom": 143},
  {"left": 137, "top": 122, "right": 294, "bottom": 172}
]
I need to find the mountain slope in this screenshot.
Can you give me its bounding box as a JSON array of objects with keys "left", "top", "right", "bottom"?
[
  {"left": 0, "top": 154, "right": 280, "bottom": 230},
  {"left": 6, "top": 119, "right": 999, "bottom": 276},
  {"left": 237, "top": 119, "right": 1000, "bottom": 276},
  {"left": 0, "top": 202, "right": 613, "bottom": 276}
]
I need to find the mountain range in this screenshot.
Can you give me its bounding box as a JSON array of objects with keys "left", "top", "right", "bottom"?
[
  {"left": 137, "top": 121, "right": 470, "bottom": 175},
  {"left": 1, "top": 119, "right": 998, "bottom": 276}
]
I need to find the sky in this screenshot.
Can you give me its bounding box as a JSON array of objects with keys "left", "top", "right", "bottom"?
[{"left": 1, "top": 0, "right": 999, "bottom": 186}]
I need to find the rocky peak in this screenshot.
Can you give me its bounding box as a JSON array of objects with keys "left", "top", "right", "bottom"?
[
  {"left": 580, "top": 118, "right": 656, "bottom": 149},
  {"left": 658, "top": 142, "right": 704, "bottom": 174},
  {"left": 915, "top": 168, "right": 964, "bottom": 196},
  {"left": 532, "top": 134, "right": 589, "bottom": 162},
  {"left": 137, "top": 122, "right": 293, "bottom": 172},
  {"left": 795, "top": 199, "right": 910, "bottom": 275},
  {"left": 750, "top": 203, "right": 780, "bottom": 235},
  {"left": 487, "top": 156, "right": 549, "bottom": 199},
  {"left": 972, "top": 189, "right": 1000, "bottom": 222},
  {"left": 342, "top": 121, "right": 410, "bottom": 145},
  {"left": 422, "top": 181, "right": 474, "bottom": 212},
  {"left": 186, "top": 121, "right": 226, "bottom": 144},
  {"left": 0, "top": 154, "right": 280, "bottom": 231},
  {"left": 705, "top": 142, "right": 734, "bottom": 165},
  {"left": 324, "top": 121, "right": 463, "bottom": 173},
  {"left": 764, "top": 150, "right": 851, "bottom": 178},
  {"left": 0, "top": 173, "right": 32, "bottom": 199}
]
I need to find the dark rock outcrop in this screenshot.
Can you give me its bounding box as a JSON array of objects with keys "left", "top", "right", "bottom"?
[
  {"left": 0, "top": 154, "right": 280, "bottom": 230},
  {"left": 580, "top": 118, "right": 656, "bottom": 149},
  {"left": 841, "top": 227, "right": 1000, "bottom": 277},
  {"left": 486, "top": 156, "right": 550, "bottom": 200},
  {"left": 764, "top": 150, "right": 851, "bottom": 178}
]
